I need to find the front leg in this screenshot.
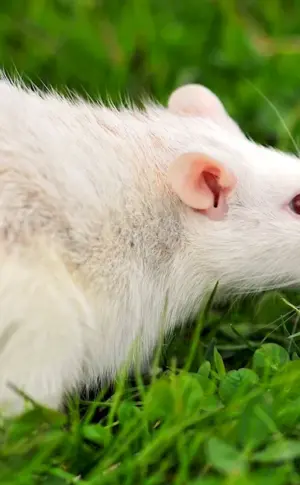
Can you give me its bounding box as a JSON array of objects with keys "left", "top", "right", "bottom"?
[{"left": 0, "top": 245, "right": 90, "bottom": 415}]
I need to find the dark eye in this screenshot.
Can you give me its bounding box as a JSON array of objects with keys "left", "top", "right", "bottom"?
[{"left": 290, "top": 194, "right": 300, "bottom": 214}]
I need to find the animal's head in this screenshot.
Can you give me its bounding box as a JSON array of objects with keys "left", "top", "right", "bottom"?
[{"left": 165, "top": 84, "right": 300, "bottom": 295}]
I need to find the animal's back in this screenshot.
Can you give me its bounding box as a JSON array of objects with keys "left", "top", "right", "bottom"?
[
  {"left": 0, "top": 78, "right": 273, "bottom": 415},
  {"left": 0, "top": 79, "right": 185, "bottom": 414}
]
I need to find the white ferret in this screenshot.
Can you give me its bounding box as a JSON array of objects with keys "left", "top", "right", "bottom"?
[{"left": 0, "top": 78, "right": 299, "bottom": 415}]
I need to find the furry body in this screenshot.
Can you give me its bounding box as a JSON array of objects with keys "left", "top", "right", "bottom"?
[{"left": 0, "top": 79, "right": 299, "bottom": 413}]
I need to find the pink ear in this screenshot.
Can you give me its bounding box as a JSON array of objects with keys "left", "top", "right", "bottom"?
[
  {"left": 168, "top": 84, "right": 244, "bottom": 137},
  {"left": 168, "top": 153, "right": 236, "bottom": 220},
  {"left": 168, "top": 84, "right": 226, "bottom": 118}
]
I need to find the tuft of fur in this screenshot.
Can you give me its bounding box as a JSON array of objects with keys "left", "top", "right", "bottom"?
[{"left": 0, "top": 75, "right": 300, "bottom": 414}]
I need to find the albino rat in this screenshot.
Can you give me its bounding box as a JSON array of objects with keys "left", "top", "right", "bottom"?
[{"left": 0, "top": 77, "right": 299, "bottom": 415}]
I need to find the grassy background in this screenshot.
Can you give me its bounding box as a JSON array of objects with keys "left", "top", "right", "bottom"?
[
  {"left": 1, "top": 1, "right": 300, "bottom": 484},
  {"left": 1, "top": 0, "right": 300, "bottom": 148}
]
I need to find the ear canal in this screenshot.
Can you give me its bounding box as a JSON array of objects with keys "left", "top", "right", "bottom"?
[
  {"left": 203, "top": 172, "right": 221, "bottom": 208},
  {"left": 167, "top": 152, "right": 236, "bottom": 213}
]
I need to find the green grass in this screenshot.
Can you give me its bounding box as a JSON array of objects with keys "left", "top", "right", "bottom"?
[{"left": 1, "top": 1, "right": 300, "bottom": 484}]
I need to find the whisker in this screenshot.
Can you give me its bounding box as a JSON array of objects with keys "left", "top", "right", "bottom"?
[{"left": 246, "top": 80, "right": 299, "bottom": 155}]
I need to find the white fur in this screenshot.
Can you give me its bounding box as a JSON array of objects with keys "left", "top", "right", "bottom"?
[{"left": 0, "top": 76, "right": 299, "bottom": 414}]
